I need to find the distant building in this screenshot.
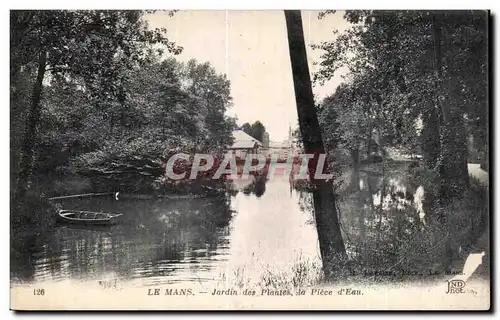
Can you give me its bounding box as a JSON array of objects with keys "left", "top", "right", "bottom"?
[
  {"left": 227, "top": 130, "right": 262, "bottom": 158},
  {"left": 275, "top": 124, "right": 296, "bottom": 150},
  {"left": 269, "top": 141, "right": 289, "bottom": 149},
  {"left": 262, "top": 132, "right": 270, "bottom": 149}
]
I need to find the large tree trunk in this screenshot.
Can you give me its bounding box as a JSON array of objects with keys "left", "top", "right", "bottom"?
[
  {"left": 284, "top": 10, "right": 347, "bottom": 276},
  {"left": 14, "top": 50, "right": 47, "bottom": 202},
  {"left": 432, "top": 19, "right": 470, "bottom": 270},
  {"left": 440, "top": 112, "right": 470, "bottom": 199},
  {"left": 349, "top": 147, "right": 360, "bottom": 192},
  {"left": 420, "top": 101, "right": 441, "bottom": 222},
  {"left": 10, "top": 71, "right": 28, "bottom": 193},
  {"left": 432, "top": 19, "right": 469, "bottom": 202},
  {"left": 421, "top": 103, "right": 441, "bottom": 169}
]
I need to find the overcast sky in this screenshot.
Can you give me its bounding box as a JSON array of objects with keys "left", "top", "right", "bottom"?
[{"left": 147, "top": 10, "right": 350, "bottom": 141}]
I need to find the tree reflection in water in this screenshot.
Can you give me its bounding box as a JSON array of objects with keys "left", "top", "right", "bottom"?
[
  {"left": 11, "top": 194, "right": 234, "bottom": 285},
  {"left": 11, "top": 164, "right": 487, "bottom": 286},
  {"left": 242, "top": 175, "right": 267, "bottom": 197},
  {"left": 295, "top": 160, "right": 488, "bottom": 281}
]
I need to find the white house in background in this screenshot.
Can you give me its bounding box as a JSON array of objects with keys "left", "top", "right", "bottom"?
[{"left": 227, "top": 129, "right": 262, "bottom": 158}]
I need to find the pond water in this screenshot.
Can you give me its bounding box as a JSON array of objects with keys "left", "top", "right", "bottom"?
[
  {"left": 11, "top": 174, "right": 321, "bottom": 288},
  {"left": 11, "top": 161, "right": 487, "bottom": 288}
]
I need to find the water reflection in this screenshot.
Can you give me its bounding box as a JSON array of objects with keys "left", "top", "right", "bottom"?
[
  {"left": 370, "top": 178, "right": 426, "bottom": 220},
  {"left": 13, "top": 160, "right": 483, "bottom": 287},
  {"left": 228, "top": 177, "right": 321, "bottom": 284},
  {"left": 233, "top": 174, "right": 268, "bottom": 197},
  {"left": 11, "top": 174, "right": 321, "bottom": 288},
  {"left": 313, "top": 161, "right": 435, "bottom": 275},
  {"left": 12, "top": 195, "right": 234, "bottom": 286},
  {"left": 288, "top": 161, "right": 442, "bottom": 276}
]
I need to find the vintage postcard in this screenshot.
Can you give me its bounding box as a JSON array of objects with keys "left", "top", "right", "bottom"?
[{"left": 10, "top": 9, "right": 490, "bottom": 310}]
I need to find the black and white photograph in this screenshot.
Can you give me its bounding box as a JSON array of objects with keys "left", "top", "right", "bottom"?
[{"left": 9, "top": 9, "right": 490, "bottom": 310}]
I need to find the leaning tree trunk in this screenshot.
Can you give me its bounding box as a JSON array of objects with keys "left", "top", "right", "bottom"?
[
  {"left": 284, "top": 10, "right": 347, "bottom": 276},
  {"left": 14, "top": 50, "right": 47, "bottom": 202}
]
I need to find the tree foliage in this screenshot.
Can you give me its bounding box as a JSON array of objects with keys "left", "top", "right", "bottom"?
[
  {"left": 314, "top": 10, "right": 488, "bottom": 205},
  {"left": 240, "top": 121, "right": 266, "bottom": 142},
  {"left": 11, "top": 10, "right": 235, "bottom": 198}
]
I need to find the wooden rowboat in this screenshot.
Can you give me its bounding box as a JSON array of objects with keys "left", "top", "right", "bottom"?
[{"left": 57, "top": 210, "right": 123, "bottom": 226}]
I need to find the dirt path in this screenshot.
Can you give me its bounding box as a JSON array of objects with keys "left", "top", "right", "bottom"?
[
  {"left": 466, "top": 163, "right": 489, "bottom": 280},
  {"left": 468, "top": 163, "right": 489, "bottom": 186}
]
